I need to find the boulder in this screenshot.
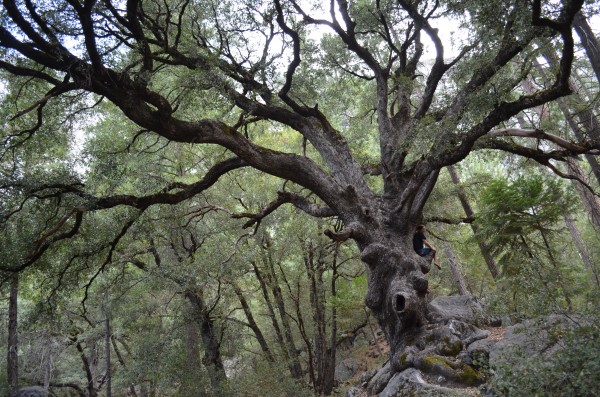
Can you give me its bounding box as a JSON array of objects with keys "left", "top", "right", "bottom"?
[
  {"left": 346, "top": 386, "right": 363, "bottom": 397},
  {"left": 335, "top": 357, "right": 361, "bottom": 383},
  {"left": 366, "top": 361, "right": 395, "bottom": 395},
  {"left": 427, "top": 296, "right": 492, "bottom": 326},
  {"left": 446, "top": 319, "right": 490, "bottom": 346},
  {"left": 489, "top": 315, "right": 580, "bottom": 367},
  {"left": 379, "top": 368, "right": 459, "bottom": 397},
  {"left": 463, "top": 338, "right": 497, "bottom": 368},
  {"left": 16, "top": 387, "right": 55, "bottom": 397}
]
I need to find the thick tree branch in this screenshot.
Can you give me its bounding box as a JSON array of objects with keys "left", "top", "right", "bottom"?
[
  {"left": 487, "top": 128, "right": 599, "bottom": 153},
  {"left": 234, "top": 191, "right": 335, "bottom": 230}
]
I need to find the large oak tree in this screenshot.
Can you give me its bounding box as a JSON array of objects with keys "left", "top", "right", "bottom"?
[{"left": 1, "top": 0, "right": 596, "bottom": 372}]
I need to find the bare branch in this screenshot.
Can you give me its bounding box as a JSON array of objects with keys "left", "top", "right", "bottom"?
[{"left": 487, "top": 128, "right": 599, "bottom": 153}]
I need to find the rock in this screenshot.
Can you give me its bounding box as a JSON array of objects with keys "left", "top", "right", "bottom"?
[
  {"left": 379, "top": 368, "right": 459, "bottom": 397},
  {"left": 17, "top": 387, "right": 55, "bottom": 397},
  {"left": 446, "top": 319, "right": 490, "bottom": 346},
  {"left": 346, "top": 386, "right": 363, "bottom": 397},
  {"left": 485, "top": 314, "right": 593, "bottom": 394},
  {"left": 465, "top": 338, "right": 497, "bottom": 368},
  {"left": 489, "top": 315, "right": 579, "bottom": 367},
  {"left": 366, "top": 361, "right": 394, "bottom": 395},
  {"left": 359, "top": 369, "right": 377, "bottom": 385},
  {"left": 427, "top": 296, "right": 492, "bottom": 326},
  {"left": 335, "top": 357, "right": 361, "bottom": 383}
]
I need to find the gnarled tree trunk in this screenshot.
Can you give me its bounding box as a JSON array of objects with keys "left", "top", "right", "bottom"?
[
  {"left": 0, "top": 0, "right": 587, "bottom": 385},
  {"left": 7, "top": 274, "right": 19, "bottom": 397}
]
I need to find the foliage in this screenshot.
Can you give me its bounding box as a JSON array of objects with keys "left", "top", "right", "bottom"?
[
  {"left": 0, "top": 0, "right": 599, "bottom": 395},
  {"left": 488, "top": 311, "right": 600, "bottom": 397}
]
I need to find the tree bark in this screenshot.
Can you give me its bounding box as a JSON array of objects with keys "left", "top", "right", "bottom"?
[
  {"left": 443, "top": 244, "right": 470, "bottom": 296},
  {"left": 185, "top": 290, "right": 227, "bottom": 392},
  {"left": 447, "top": 166, "right": 500, "bottom": 279},
  {"left": 231, "top": 282, "right": 275, "bottom": 362},
  {"left": 564, "top": 213, "right": 600, "bottom": 287},
  {"left": 537, "top": 52, "right": 600, "bottom": 184},
  {"left": 574, "top": 12, "right": 600, "bottom": 84},
  {"left": 72, "top": 337, "right": 99, "bottom": 397},
  {"left": 263, "top": 248, "right": 303, "bottom": 379},
  {"left": 304, "top": 245, "right": 326, "bottom": 393},
  {"left": 105, "top": 318, "right": 112, "bottom": 397},
  {"left": 0, "top": 0, "right": 586, "bottom": 382},
  {"left": 7, "top": 273, "right": 19, "bottom": 397},
  {"left": 180, "top": 317, "right": 206, "bottom": 397},
  {"left": 111, "top": 336, "right": 138, "bottom": 397},
  {"left": 567, "top": 159, "right": 600, "bottom": 231},
  {"left": 251, "top": 261, "right": 292, "bottom": 367}
]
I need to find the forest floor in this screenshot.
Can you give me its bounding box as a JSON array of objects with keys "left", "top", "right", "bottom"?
[{"left": 333, "top": 325, "right": 508, "bottom": 397}]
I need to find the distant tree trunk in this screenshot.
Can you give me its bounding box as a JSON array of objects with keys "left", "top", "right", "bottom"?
[
  {"left": 105, "top": 318, "right": 112, "bottom": 397},
  {"left": 564, "top": 213, "right": 600, "bottom": 287},
  {"left": 252, "top": 262, "right": 290, "bottom": 363},
  {"left": 263, "top": 246, "right": 303, "bottom": 379},
  {"left": 567, "top": 159, "right": 600, "bottom": 231},
  {"left": 231, "top": 282, "right": 275, "bottom": 362},
  {"left": 185, "top": 290, "right": 226, "bottom": 391},
  {"left": 71, "top": 337, "right": 99, "bottom": 397},
  {"left": 181, "top": 317, "right": 206, "bottom": 397},
  {"left": 43, "top": 350, "right": 51, "bottom": 392},
  {"left": 447, "top": 166, "right": 499, "bottom": 279},
  {"left": 443, "top": 244, "right": 470, "bottom": 296},
  {"left": 324, "top": 246, "right": 340, "bottom": 396},
  {"left": 111, "top": 336, "right": 138, "bottom": 397},
  {"left": 574, "top": 12, "right": 600, "bottom": 84},
  {"left": 7, "top": 273, "right": 19, "bottom": 397},
  {"left": 305, "top": 245, "right": 326, "bottom": 393},
  {"left": 536, "top": 53, "right": 600, "bottom": 184}
]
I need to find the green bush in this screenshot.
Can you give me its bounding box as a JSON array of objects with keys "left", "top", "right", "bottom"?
[{"left": 488, "top": 318, "right": 600, "bottom": 397}]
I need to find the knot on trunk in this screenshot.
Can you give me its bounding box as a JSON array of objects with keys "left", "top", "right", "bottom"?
[
  {"left": 410, "top": 273, "right": 429, "bottom": 294},
  {"left": 360, "top": 243, "right": 388, "bottom": 266}
]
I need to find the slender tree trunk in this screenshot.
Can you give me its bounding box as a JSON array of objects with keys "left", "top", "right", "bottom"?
[
  {"left": 140, "top": 384, "right": 148, "bottom": 397},
  {"left": 447, "top": 166, "right": 499, "bottom": 279},
  {"left": 43, "top": 349, "right": 52, "bottom": 392},
  {"left": 574, "top": 12, "right": 600, "bottom": 84},
  {"left": 264, "top": 248, "right": 303, "bottom": 379},
  {"left": 105, "top": 318, "right": 112, "bottom": 397},
  {"left": 111, "top": 336, "right": 138, "bottom": 397},
  {"left": 72, "top": 338, "right": 99, "bottom": 397},
  {"left": 567, "top": 159, "right": 600, "bottom": 231},
  {"left": 323, "top": 245, "right": 341, "bottom": 396},
  {"left": 231, "top": 282, "right": 275, "bottom": 362},
  {"left": 251, "top": 261, "right": 290, "bottom": 361},
  {"left": 443, "top": 244, "right": 470, "bottom": 296},
  {"left": 180, "top": 318, "right": 206, "bottom": 397},
  {"left": 536, "top": 53, "right": 600, "bottom": 184},
  {"left": 305, "top": 246, "right": 325, "bottom": 393},
  {"left": 7, "top": 273, "right": 19, "bottom": 397},
  {"left": 564, "top": 213, "right": 600, "bottom": 287}
]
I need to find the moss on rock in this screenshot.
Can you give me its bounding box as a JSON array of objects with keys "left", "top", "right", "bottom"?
[
  {"left": 439, "top": 338, "right": 463, "bottom": 357},
  {"left": 455, "top": 364, "right": 485, "bottom": 385}
]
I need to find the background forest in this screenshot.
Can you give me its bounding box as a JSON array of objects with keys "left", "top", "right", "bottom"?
[{"left": 1, "top": 0, "right": 600, "bottom": 396}]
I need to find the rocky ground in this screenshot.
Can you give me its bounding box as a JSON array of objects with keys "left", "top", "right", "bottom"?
[{"left": 334, "top": 295, "right": 578, "bottom": 397}]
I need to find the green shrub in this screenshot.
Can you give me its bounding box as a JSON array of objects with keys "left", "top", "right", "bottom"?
[{"left": 488, "top": 319, "right": 600, "bottom": 397}]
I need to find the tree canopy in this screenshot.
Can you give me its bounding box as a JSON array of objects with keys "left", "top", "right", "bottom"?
[{"left": 1, "top": 0, "right": 600, "bottom": 394}]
